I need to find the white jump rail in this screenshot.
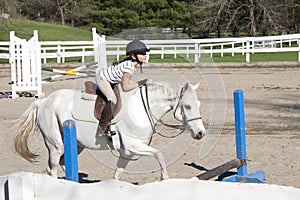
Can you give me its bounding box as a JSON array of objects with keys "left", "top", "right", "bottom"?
[{"left": 0, "top": 41, "right": 10, "bottom": 59}]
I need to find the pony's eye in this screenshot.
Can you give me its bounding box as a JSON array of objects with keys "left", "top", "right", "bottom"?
[{"left": 184, "top": 105, "right": 191, "bottom": 110}]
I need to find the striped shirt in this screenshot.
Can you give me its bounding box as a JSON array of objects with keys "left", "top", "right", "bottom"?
[{"left": 96, "top": 60, "right": 135, "bottom": 83}]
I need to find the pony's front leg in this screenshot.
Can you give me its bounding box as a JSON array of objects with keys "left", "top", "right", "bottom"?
[
  {"left": 129, "top": 143, "right": 169, "bottom": 180},
  {"left": 154, "top": 150, "right": 169, "bottom": 180},
  {"left": 114, "top": 155, "right": 131, "bottom": 180}
]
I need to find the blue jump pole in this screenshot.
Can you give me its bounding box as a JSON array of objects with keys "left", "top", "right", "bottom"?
[
  {"left": 63, "top": 119, "right": 79, "bottom": 182},
  {"left": 222, "top": 89, "right": 266, "bottom": 183},
  {"left": 234, "top": 89, "right": 248, "bottom": 176}
]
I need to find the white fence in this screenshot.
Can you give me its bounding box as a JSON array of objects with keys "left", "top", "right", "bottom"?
[
  {"left": 1, "top": 32, "right": 300, "bottom": 65},
  {"left": 197, "top": 34, "right": 300, "bottom": 62},
  {"left": 93, "top": 35, "right": 300, "bottom": 63},
  {"left": 1, "top": 29, "right": 300, "bottom": 98}
]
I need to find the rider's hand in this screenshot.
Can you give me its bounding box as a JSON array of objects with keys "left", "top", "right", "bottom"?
[{"left": 138, "top": 79, "right": 148, "bottom": 87}]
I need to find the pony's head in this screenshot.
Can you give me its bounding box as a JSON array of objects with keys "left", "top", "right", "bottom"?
[{"left": 173, "top": 83, "right": 206, "bottom": 140}]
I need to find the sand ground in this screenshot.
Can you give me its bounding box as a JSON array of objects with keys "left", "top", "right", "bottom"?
[{"left": 0, "top": 63, "right": 299, "bottom": 188}]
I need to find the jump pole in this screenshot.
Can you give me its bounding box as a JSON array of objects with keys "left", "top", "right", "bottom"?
[
  {"left": 63, "top": 119, "right": 79, "bottom": 182},
  {"left": 42, "top": 62, "right": 97, "bottom": 83},
  {"left": 197, "top": 90, "right": 266, "bottom": 183}
]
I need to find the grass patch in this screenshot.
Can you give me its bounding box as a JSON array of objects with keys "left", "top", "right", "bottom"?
[
  {"left": 211, "top": 52, "right": 298, "bottom": 62},
  {"left": 0, "top": 18, "right": 92, "bottom": 41},
  {"left": 149, "top": 54, "right": 193, "bottom": 63},
  {"left": 148, "top": 52, "right": 298, "bottom": 63}
]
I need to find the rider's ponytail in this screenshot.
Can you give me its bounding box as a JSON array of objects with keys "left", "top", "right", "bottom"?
[{"left": 111, "top": 54, "right": 136, "bottom": 66}]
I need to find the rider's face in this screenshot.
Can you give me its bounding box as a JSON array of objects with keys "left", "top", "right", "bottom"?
[{"left": 137, "top": 53, "right": 148, "bottom": 63}]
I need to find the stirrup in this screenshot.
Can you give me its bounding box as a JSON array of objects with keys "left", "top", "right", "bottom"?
[{"left": 104, "top": 129, "right": 116, "bottom": 138}]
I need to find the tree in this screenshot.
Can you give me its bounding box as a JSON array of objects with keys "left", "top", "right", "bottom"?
[
  {"left": 3, "top": 0, "right": 300, "bottom": 38},
  {"left": 56, "top": 0, "right": 71, "bottom": 25},
  {"left": 0, "top": 0, "right": 20, "bottom": 33},
  {"left": 85, "top": 0, "right": 190, "bottom": 36},
  {"left": 189, "top": 0, "right": 289, "bottom": 37}
]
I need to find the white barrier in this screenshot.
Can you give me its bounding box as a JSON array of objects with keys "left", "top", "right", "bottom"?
[
  {"left": 1, "top": 29, "right": 106, "bottom": 98},
  {"left": 1, "top": 172, "right": 300, "bottom": 200},
  {"left": 9, "top": 30, "right": 44, "bottom": 99}
]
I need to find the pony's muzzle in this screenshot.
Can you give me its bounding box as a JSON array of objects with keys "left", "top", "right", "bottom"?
[{"left": 192, "top": 128, "right": 206, "bottom": 140}]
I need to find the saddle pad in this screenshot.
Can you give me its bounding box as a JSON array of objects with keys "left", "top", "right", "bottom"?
[{"left": 72, "top": 90, "right": 98, "bottom": 124}]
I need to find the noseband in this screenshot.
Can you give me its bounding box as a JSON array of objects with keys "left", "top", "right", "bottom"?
[{"left": 139, "top": 85, "right": 202, "bottom": 138}]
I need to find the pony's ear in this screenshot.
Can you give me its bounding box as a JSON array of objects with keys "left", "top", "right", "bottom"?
[
  {"left": 191, "top": 83, "right": 200, "bottom": 91},
  {"left": 179, "top": 83, "right": 189, "bottom": 98},
  {"left": 183, "top": 83, "right": 189, "bottom": 92}
]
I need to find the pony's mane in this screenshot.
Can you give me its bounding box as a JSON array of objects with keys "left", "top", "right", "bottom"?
[{"left": 147, "top": 81, "right": 183, "bottom": 98}]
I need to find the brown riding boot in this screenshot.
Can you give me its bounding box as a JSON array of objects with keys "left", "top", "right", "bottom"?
[{"left": 99, "top": 101, "right": 116, "bottom": 138}]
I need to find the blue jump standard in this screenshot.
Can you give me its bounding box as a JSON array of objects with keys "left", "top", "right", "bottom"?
[
  {"left": 63, "top": 119, "right": 79, "bottom": 182},
  {"left": 222, "top": 90, "right": 266, "bottom": 183}
]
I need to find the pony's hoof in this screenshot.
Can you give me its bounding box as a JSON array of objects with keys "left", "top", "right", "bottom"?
[
  {"left": 46, "top": 166, "right": 58, "bottom": 178},
  {"left": 161, "top": 175, "right": 169, "bottom": 180},
  {"left": 46, "top": 166, "right": 52, "bottom": 175}
]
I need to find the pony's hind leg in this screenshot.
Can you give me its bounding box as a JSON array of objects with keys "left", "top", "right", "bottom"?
[
  {"left": 39, "top": 117, "right": 64, "bottom": 178},
  {"left": 44, "top": 140, "right": 63, "bottom": 178}
]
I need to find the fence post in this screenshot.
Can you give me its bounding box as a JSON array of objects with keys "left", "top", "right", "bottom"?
[
  {"left": 194, "top": 43, "right": 200, "bottom": 63},
  {"left": 57, "top": 44, "right": 61, "bottom": 63},
  {"left": 246, "top": 40, "right": 250, "bottom": 63},
  {"left": 298, "top": 39, "right": 300, "bottom": 62},
  {"left": 9, "top": 31, "right": 18, "bottom": 99},
  {"left": 221, "top": 44, "right": 224, "bottom": 57},
  {"left": 63, "top": 119, "right": 79, "bottom": 182}
]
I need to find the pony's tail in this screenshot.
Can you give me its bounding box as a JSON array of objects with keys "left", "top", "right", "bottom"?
[{"left": 14, "top": 99, "right": 42, "bottom": 163}]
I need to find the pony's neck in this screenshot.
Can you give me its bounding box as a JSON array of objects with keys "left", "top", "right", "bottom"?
[{"left": 144, "top": 83, "right": 178, "bottom": 119}]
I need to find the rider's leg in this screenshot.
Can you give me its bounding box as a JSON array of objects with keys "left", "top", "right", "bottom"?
[
  {"left": 95, "top": 77, "right": 117, "bottom": 103},
  {"left": 95, "top": 78, "right": 117, "bottom": 135}
]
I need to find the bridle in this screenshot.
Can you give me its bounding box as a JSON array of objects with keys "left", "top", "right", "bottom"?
[{"left": 139, "top": 85, "right": 202, "bottom": 138}]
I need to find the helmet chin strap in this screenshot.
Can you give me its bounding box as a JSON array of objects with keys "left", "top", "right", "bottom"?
[
  {"left": 139, "top": 63, "right": 143, "bottom": 73},
  {"left": 132, "top": 53, "right": 144, "bottom": 73}
]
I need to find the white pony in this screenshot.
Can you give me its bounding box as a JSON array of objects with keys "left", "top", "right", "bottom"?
[{"left": 14, "top": 81, "right": 206, "bottom": 180}]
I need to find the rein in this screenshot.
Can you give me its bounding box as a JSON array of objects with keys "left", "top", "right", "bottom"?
[{"left": 139, "top": 85, "right": 201, "bottom": 139}]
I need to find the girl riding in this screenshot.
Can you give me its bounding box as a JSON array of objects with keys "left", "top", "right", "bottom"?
[{"left": 95, "top": 40, "right": 150, "bottom": 137}]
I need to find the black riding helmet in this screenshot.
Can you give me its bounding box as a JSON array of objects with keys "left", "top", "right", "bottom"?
[{"left": 126, "top": 40, "right": 150, "bottom": 55}]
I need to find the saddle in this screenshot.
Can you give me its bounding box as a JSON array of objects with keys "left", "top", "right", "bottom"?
[{"left": 84, "top": 81, "right": 122, "bottom": 124}]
